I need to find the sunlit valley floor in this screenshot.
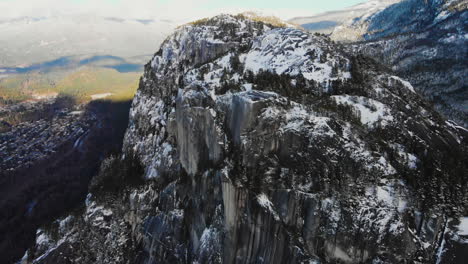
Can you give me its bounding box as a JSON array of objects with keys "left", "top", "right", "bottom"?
[{"left": 0, "top": 55, "right": 143, "bottom": 262}]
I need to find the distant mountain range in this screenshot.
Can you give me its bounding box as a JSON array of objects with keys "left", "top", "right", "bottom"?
[
  {"left": 288, "top": 0, "right": 401, "bottom": 33},
  {"left": 0, "top": 14, "right": 176, "bottom": 67},
  {"left": 0, "top": 15, "right": 177, "bottom": 104},
  {"left": 0, "top": 55, "right": 144, "bottom": 76}
]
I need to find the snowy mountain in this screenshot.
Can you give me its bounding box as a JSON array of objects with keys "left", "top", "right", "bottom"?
[
  {"left": 20, "top": 14, "right": 468, "bottom": 264},
  {"left": 0, "top": 14, "right": 176, "bottom": 67},
  {"left": 288, "top": 0, "right": 401, "bottom": 33},
  {"left": 331, "top": 0, "right": 466, "bottom": 41},
  {"left": 330, "top": 0, "right": 467, "bottom": 127}
]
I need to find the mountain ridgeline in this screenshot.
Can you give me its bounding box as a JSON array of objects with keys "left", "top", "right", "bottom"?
[
  {"left": 331, "top": 0, "right": 468, "bottom": 127},
  {"left": 288, "top": 0, "right": 400, "bottom": 34},
  {"left": 23, "top": 14, "right": 468, "bottom": 264}
]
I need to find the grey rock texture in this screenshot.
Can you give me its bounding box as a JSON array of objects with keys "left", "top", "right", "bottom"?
[
  {"left": 25, "top": 14, "right": 468, "bottom": 264},
  {"left": 331, "top": 0, "right": 468, "bottom": 127}
]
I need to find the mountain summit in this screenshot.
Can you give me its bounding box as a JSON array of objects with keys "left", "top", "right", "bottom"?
[{"left": 24, "top": 14, "right": 468, "bottom": 264}]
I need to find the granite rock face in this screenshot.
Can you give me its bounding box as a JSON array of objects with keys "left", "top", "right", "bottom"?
[{"left": 25, "top": 14, "right": 468, "bottom": 264}]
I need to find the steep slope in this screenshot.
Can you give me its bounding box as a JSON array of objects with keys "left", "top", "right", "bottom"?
[
  {"left": 331, "top": 0, "right": 468, "bottom": 127},
  {"left": 23, "top": 14, "right": 468, "bottom": 264},
  {"left": 288, "top": 0, "right": 401, "bottom": 33}
]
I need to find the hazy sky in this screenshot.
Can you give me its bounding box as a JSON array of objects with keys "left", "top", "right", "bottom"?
[{"left": 0, "top": 0, "right": 366, "bottom": 20}]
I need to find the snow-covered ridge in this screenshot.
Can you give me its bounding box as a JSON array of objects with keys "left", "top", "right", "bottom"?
[
  {"left": 147, "top": 14, "right": 353, "bottom": 100},
  {"left": 241, "top": 28, "right": 351, "bottom": 83}
]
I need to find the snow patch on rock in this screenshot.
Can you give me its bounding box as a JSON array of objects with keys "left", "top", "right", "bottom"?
[{"left": 332, "top": 95, "right": 394, "bottom": 127}]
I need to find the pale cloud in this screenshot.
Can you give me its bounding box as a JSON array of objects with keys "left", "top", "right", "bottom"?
[
  {"left": 0, "top": 0, "right": 189, "bottom": 19},
  {"left": 0, "top": 0, "right": 326, "bottom": 21}
]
